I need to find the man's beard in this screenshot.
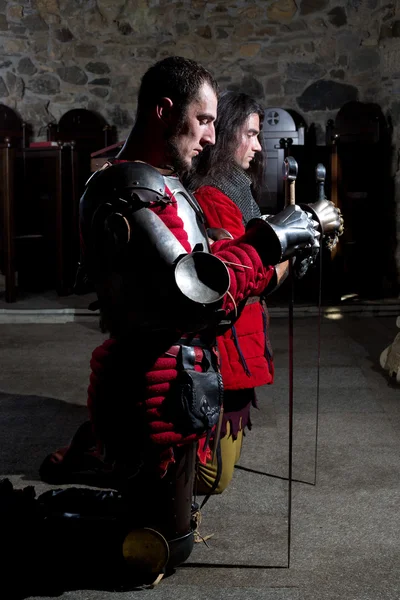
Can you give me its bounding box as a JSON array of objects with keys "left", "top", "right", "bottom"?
[{"left": 164, "top": 117, "right": 193, "bottom": 177}]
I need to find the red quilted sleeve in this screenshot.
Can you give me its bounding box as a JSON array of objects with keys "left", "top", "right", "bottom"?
[
  {"left": 193, "top": 185, "right": 274, "bottom": 313},
  {"left": 194, "top": 186, "right": 245, "bottom": 238},
  {"left": 213, "top": 238, "right": 275, "bottom": 314}
]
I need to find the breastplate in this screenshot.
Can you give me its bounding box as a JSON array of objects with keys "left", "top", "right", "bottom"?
[{"left": 164, "top": 175, "right": 209, "bottom": 251}]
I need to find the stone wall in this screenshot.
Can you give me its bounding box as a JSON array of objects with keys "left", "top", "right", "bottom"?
[
  {"left": 0, "top": 0, "right": 400, "bottom": 284},
  {"left": 0, "top": 0, "right": 398, "bottom": 140}
]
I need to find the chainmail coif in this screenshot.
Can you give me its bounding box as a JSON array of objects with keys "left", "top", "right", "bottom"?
[{"left": 207, "top": 165, "right": 261, "bottom": 226}]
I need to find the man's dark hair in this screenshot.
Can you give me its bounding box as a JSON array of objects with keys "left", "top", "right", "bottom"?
[
  {"left": 188, "top": 91, "right": 265, "bottom": 202},
  {"left": 136, "top": 56, "right": 218, "bottom": 119}
]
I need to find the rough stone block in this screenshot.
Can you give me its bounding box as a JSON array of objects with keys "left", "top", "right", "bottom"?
[
  {"left": 54, "top": 28, "right": 74, "bottom": 42},
  {"left": 330, "top": 69, "right": 345, "bottom": 79},
  {"left": 265, "top": 75, "right": 282, "bottom": 96},
  {"left": 23, "top": 12, "right": 48, "bottom": 32},
  {"left": 284, "top": 79, "right": 306, "bottom": 95},
  {"left": 74, "top": 44, "right": 97, "bottom": 59},
  {"left": 135, "top": 46, "right": 158, "bottom": 59},
  {"left": 85, "top": 61, "right": 110, "bottom": 74},
  {"left": 90, "top": 87, "right": 109, "bottom": 98},
  {"left": 238, "top": 6, "right": 262, "bottom": 20},
  {"left": 336, "top": 31, "right": 362, "bottom": 54},
  {"left": 176, "top": 22, "right": 189, "bottom": 35},
  {"left": 36, "top": 0, "right": 59, "bottom": 16},
  {"left": 247, "top": 63, "right": 279, "bottom": 77},
  {"left": 300, "top": 0, "right": 329, "bottom": 16},
  {"left": 28, "top": 74, "right": 60, "bottom": 95},
  {"left": 239, "top": 43, "right": 261, "bottom": 58},
  {"left": 216, "top": 27, "right": 229, "bottom": 39},
  {"left": 267, "top": 0, "right": 297, "bottom": 23},
  {"left": 19, "top": 100, "right": 53, "bottom": 127},
  {"left": 235, "top": 22, "right": 254, "bottom": 38},
  {"left": 7, "top": 5, "right": 24, "bottom": 20},
  {"left": 57, "top": 66, "right": 88, "bottom": 85},
  {"left": 287, "top": 62, "right": 326, "bottom": 80},
  {"left": 96, "top": 0, "right": 125, "bottom": 23},
  {"left": 0, "top": 14, "right": 8, "bottom": 30},
  {"left": 18, "top": 57, "right": 37, "bottom": 76},
  {"left": 9, "top": 25, "right": 27, "bottom": 34},
  {"left": 5, "top": 72, "right": 24, "bottom": 99},
  {"left": 195, "top": 25, "right": 212, "bottom": 39},
  {"left": 106, "top": 104, "right": 134, "bottom": 128},
  {"left": 351, "top": 48, "right": 380, "bottom": 72},
  {"left": 261, "top": 44, "right": 286, "bottom": 59},
  {"left": 228, "top": 75, "right": 264, "bottom": 98}
]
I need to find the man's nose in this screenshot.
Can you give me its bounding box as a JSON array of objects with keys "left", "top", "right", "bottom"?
[
  {"left": 201, "top": 123, "right": 215, "bottom": 146},
  {"left": 253, "top": 137, "right": 262, "bottom": 152}
]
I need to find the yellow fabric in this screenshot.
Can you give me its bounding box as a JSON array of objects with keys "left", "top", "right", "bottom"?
[{"left": 196, "top": 420, "right": 243, "bottom": 495}]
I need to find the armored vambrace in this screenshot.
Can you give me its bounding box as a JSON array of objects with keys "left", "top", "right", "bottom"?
[{"left": 245, "top": 204, "right": 320, "bottom": 266}]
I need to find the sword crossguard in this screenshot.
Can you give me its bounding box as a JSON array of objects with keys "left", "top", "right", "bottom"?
[
  {"left": 315, "top": 163, "right": 326, "bottom": 183},
  {"left": 283, "top": 156, "right": 298, "bottom": 182},
  {"left": 300, "top": 162, "right": 344, "bottom": 250},
  {"left": 315, "top": 163, "right": 326, "bottom": 201},
  {"left": 283, "top": 156, "right": 298, "bottom": 206}
]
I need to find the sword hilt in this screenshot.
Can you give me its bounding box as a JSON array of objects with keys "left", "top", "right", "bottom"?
[
  {"left": 315, "top": 163, "right": 326, "bottom": 202},
  {"left": 283, "top": 156, "right": 298, "bottom": 206}
]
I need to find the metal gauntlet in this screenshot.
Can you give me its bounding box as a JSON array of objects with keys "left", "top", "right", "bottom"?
[
  {"left": 300, "top": 199, "right": 344, "bottom": 251},
  {"left": 245, "top": 204, "right": 320, "bottom": 265},
  {"left": 300, "top": 164, "right": 344, "bottom": 251}
]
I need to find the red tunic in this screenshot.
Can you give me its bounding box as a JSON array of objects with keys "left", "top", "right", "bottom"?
[{"left": 194, "top": 185, "right": 275, "bottom": 391}]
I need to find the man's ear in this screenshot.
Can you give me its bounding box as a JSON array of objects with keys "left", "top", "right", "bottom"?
[{"left": 156, "top": 97, "right": 174, "bottom": 125}]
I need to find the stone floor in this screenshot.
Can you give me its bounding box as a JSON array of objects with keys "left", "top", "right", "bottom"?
[{"left": 0, "top": 310, "right": 399, "bottom": 599}]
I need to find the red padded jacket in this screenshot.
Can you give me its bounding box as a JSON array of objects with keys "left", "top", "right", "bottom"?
[{"left": 195, "top": 185, "right": 275, "bottom": 390}]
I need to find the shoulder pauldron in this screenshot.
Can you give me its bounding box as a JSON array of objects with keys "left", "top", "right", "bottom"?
[{"left": 88, "top": 161, "right": 168, "bottom": 207}]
